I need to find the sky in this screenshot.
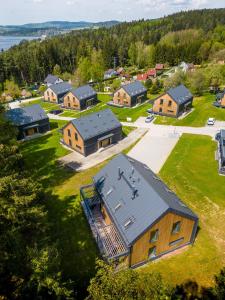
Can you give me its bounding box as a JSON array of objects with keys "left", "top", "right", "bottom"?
[{"left": 0, "top": 0, "right": 225, "bottom": 25}]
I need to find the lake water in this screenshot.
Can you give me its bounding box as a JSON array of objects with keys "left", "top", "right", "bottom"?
[{"left": 0, "top": 36, "right": 38, "bottom": 51}]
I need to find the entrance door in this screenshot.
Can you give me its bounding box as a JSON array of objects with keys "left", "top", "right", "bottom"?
[
  {"left": 25, "top": 127, "right": 38, "bottom": 136},
  {"left": 100, "top": 138, "right": 111, "bottom": 148}
]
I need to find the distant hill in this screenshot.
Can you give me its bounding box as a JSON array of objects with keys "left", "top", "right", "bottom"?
[{"left": 0, "top": 20, "right": 119, "bottom": 36}]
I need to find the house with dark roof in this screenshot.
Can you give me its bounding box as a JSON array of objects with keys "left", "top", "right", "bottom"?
[
  {"left": 44, "top": 82, "right": 72, "bottom": 103},
  {"left": 113, "top": 81, "right": 147, "bottom": 107},
  {"left": 81, "top": 154, "right": 198, "bottom": 268},
  {"left": 217, "top": 129, "right": 225, "bottom": 175},
  {"left": 5, "top": 104, "right": 50, "bottom": 140},
  {"left": 62, "top": 109, "right": 122, "bottom": 156},
  {"left": 44, "top": 74, "right": 63, "bottom": 87},
  {"left": 214, "top": 90, "right": 225, "bottom": 108},
  {"left": 153, "top": 84, "right": 193, "bottom": 117},
  {"left": 63, "top": 85, "right": 97, "bottom": 110},
  {"left": 104, "top": 69, "right": 118, "bottom": 80}
]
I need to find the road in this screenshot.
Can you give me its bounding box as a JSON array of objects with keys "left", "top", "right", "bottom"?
[{"left": 8, "top": 96, "right": 42, "bottom": 109}]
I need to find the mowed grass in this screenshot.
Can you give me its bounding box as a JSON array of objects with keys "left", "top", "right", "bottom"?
[
  {"left": 154, "top": 93, "right": 225, "bottom": 127},
  {"left": 141, "top": 134, "right": 225, "bottom": 287}
]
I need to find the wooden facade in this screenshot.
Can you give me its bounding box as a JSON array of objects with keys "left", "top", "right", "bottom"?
[
  {"left": 63, "top": 92, "right": 81, "bottom": 110},
  {"left": 113, "top": 87, "right": 146, "bottom": 107},
  {"left": 101, "top": 205, "right": 196, "bottom": 268},
  {"left": 220, "top": 94, "right": 225, "bottom": 106},
  {"left": 63, "top": 122, "right": 85, "bottom": 155},
  {"left": 153, "top": 93, "right": 178, "bottom": 117},
  {"left": 44, "top": 88, "right": 58, "bottom": 103}
]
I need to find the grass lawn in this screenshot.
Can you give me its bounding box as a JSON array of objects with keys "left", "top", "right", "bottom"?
[
  {"left": 154, "top": 93, "right": 225, "bottom": 127},
  {"left": 122, "top": 126, "right": 136, "bottom": 137},
  {"left": 141, "top": 134, "right": 225, "bottom": 288},
  {"left": 22, "top": 99, "right": 61, "bottom": 113}
]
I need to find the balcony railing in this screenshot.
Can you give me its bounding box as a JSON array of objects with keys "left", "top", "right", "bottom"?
[{"left": 80, "top": 184, "right": 129, "bottom": 260}]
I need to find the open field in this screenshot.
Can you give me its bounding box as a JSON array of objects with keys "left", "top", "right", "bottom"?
[
  {"left": 154, "top": 93, "right": 225, "bottom": 127},
  {"left": 141, "top": 134, "right": 225, "bottom": 287}
]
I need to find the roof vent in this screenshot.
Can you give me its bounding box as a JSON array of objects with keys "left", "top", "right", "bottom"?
[
  {"left": 106, "top": 188, "right": 113, "bottom": 196},
  {"left": 118, "top": 167, "right": 124, "bottom": 180},
  {"left": 114, "top": 202, "right": 122, "bottom": 212},
  {"left": 124, "top": 218, "right": 133, "bottom": 229},
  {"left": 132, "top": 188, "right": 138, "bottom": 199}
]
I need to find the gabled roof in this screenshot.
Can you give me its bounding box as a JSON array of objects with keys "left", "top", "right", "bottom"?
[
  {"left": 137, "top": 73, "right": 148, "bottom": 81},
  {"left": 70, "top": 109, "right": 121, "bottom": 141},
  {"left": 93, "top": 154, "right": 198, "bottom": 247},
  {"left": 69, "top": 85, "right": 97, "bottom": 102},
  {"left": 167, "top": 84, "right": 193, "bottom": 105},
  {"left": 5, "top": 104, "right": 48, "bottom": 126},
  {"left": 48, "top": 82, "right": 72, "bottom": 96},
  {"left": 121, "top": 81, "right": 147, "bottom": 97},
  {"left": 44, "top": 74, "right": 61, "bottom": 84},
  {"left": 147, "top": 68, "right": 156, "bottom": 76}
]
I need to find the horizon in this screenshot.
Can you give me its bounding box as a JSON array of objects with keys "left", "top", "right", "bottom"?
[{"left": 1, "top": 0, "right": 225, "bottom": 26}]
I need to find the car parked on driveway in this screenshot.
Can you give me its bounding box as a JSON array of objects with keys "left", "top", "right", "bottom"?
[
  {"left": 145, "top": 115, "right": 154, "bottom": 123},
  {"left": 147, "top": 108, "right": 153, "bottom": 114},
  {"left": 207, "top": 118, "right": 215, "bottom": 126}
]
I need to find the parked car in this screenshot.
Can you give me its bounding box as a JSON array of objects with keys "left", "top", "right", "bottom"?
[
  {"left": 49, "top": 109, "right": 63, "bottom": 115},
  {"left": 207, "top": 118, "right": 215, "bottom": 125},
  {"left": 145, "top": 115, "right": 154, "bottom": 123},
  {"left": 147, "top": 108, "right": 153, "bottom": 113}
]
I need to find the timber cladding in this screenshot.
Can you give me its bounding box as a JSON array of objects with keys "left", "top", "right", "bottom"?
[
  {"left": 63, "top": 122, "right": 85, "bottom": 155},
  {"left": 153, "top": 93, "right": 178, "bottom": 117},
  {"left": 113, "top": 88, "right": 132, "bottom": 107},
  {"left": 63, "top": 92, "right": 81, "bottom": 110},
  {"left": 130, "top": 212, "right": 195, "bottom": 267},
  {"left": 44, "top": 88, "right": 58, "bottom": 102},
  {"left": 221, "top": 94, "right": 225, "bottom": 106}
]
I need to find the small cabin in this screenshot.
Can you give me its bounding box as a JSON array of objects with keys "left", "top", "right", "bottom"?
[
  {"left": 5, "top": 104, "right": 50, "bottom": 140},
  {"left": 153, "top": 84, "right": 193, "bottom": 118},
  {"left": 81, "top": 154, "right": 198, "bottom": 268},
  {"left": 62, "top": 109, "right": 122, "bottom": 156},
  {"left": 113, "top": 81, "right": 147, "bottom": 107},
  {"left": 63, "top": 85, "right": 97, "bottom": 110},
  {"left": 44, "top": 82, "right": 72, "bottom": 103},
  {"left": 44, "top": 74, "right": 63, "bottom": 87}
]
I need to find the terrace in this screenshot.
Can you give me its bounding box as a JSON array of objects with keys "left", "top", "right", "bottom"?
[{"left": 80, "top": 184, "right": 129, "bottom": 261}]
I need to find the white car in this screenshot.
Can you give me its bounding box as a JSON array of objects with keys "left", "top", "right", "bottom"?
[{"left": 207, "top": 118, "right": 215, "bottom": 126}]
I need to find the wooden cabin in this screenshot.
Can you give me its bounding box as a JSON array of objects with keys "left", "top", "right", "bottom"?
[
  {"left": 62, "top": 109, "right": 122, "bottom": 156},
  {"left": 81, "top": 154, "right": 198, "bottom": 268},
  {"left": 44, "top": 82, "right": 72, "bottom": 103},
  {"left": 153, "top": 84, "right": 193, "bottom": 118},
  {"left": 113, "top": 81, "right": 147, "bottom": 107},
  {"left": 63, "top": 85, "right": 97, "bottom": 110},
  {"left": 5, "top": 104, "right": 50, "bottom": 140}
]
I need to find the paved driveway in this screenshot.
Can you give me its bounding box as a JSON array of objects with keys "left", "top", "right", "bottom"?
[{"left": 59, "top": 128, "right": 147, "bottom": 171}]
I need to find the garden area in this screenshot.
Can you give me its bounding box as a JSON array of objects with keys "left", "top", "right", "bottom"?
[{"left": 154, "top": 93, "right": 225, "bottom": 127}]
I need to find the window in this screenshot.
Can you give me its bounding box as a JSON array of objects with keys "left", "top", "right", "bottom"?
[
  {"left": 167, "top": 110, "right": 174, "bottom": 113},
  {"left": 52, "top": 92, "right": 54, "bottom": 97},
  {"left": 171, "top": 221, "right": 181, "bottom": 234},
  {"left": 67, "top": 95, "right": 70, "bottom": 100},
  {"left": 159, "top": 107, "right": 162, "bottom": 113},
  {"left": 75, "top": 133, "right": 78, "bottom": 141},
  {"left": 47, "top": 91, "right": 49, "bottom": 96},
  {"left": 168, "top": 100, "right": 172, "bottom": 107},
  {"left": 67, "top": 129, "right": 71, "bottom": 137},
  {"left": 150, "top": 229, "right": 159, "bottom": 243},
  {"left": 73, "top": 97, "right": 76, "bottom": 102},
  {"left": 123, "top": 93, "right": 127, "bottom": 99},
  {"left": 69, "top": 139, "right": 72, "bottom": 146},
  {"left": 148, "top": 246, "right": 156, "bottom": 259},
  {"left": 118, "top": 92, "right": 120, "bottom": 97},
  {"left": 48, "top": 97, "right": 50, "bottom": 101},
  {"left": 68, "top": 103, "right": 71, "bottom": 107},
  {"left": 169, "top": 237, "right": 184, "bottom": 247},
  {"left": 160, "top": 99, "right": 164, "bottom": 105},
  {"left": 76, "top": 145, "right": 81, "bottom": 150}
]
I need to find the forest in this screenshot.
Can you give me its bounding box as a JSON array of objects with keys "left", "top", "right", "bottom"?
[{"left": 1, "top": 8, "right": 225, "bottom": 87}]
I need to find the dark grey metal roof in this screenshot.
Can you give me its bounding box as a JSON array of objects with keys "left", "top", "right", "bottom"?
[
  {"left": 5, "top": 104, "right": 48, "bottom": 126},
  {"left": 49, "top": 82, "right": 72, "bottom": 96},
  {"left": 167, "top": 84, "right": 193, "bottom": 105},
  {"left": 220, "top": 129, "right": 225, "bottom": 163},
  {"left": 121, "top": 81, "right": 147, "bottom": 97},
  {"left": 71, "top": 109, "right": 121, "bottom": 141},
  {"left": 93, "top": 154, "right": 198, "bottom": 247},
  {"left": 70, "top": 85, "right": 97, "bottom": 102},
  {"left": 44, "top": 74, "right": 61, "bottom": 84}
]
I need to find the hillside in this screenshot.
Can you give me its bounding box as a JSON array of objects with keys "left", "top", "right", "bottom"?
[
  {"left": 0, "top": 20, "right": 119, "bottom": 36},
  {"left": 1, "top": 8, "right": 225, "bottom": 84}
]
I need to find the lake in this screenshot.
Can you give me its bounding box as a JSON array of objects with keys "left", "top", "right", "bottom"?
[{"left": 0, "top": 36, "right": 39, "bottom": 51}]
